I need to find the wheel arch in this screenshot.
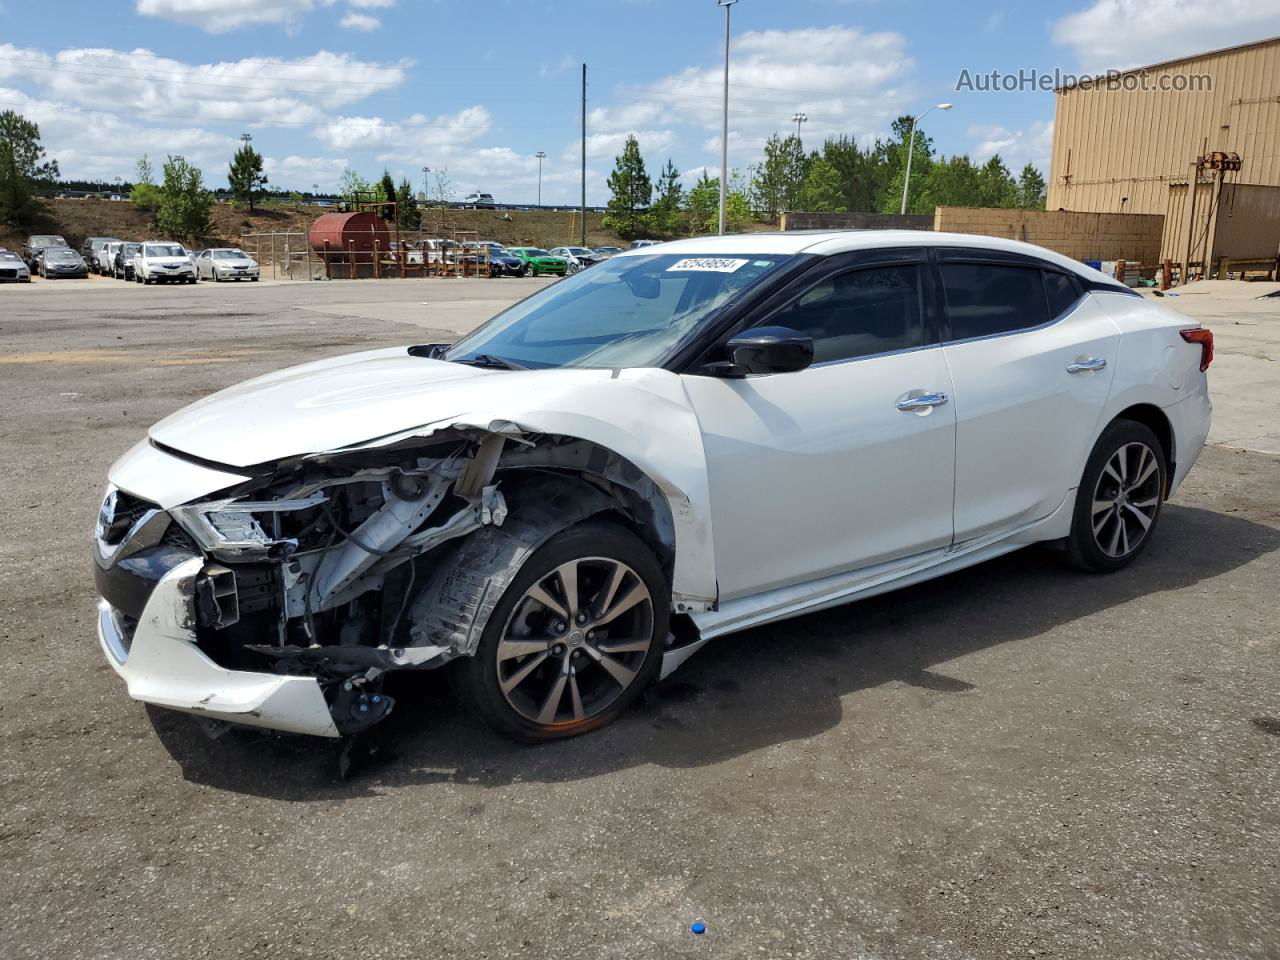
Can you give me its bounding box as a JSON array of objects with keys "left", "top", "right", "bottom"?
[{"left": 1110, "top": 403, "right": 1175, "bottom": 482}]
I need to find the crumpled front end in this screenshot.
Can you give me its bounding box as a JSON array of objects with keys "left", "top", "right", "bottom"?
[{"left": 92, "top": 412, "right": 689, "bottom": 739}]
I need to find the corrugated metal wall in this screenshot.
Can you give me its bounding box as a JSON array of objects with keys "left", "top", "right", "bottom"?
[{"left": 1047, "top": 38, "right": 1280, "bottom": 216}]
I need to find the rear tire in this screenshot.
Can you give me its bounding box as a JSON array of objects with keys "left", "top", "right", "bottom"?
[
  {"left": 1066, "top": 419, "right": 1166, "bottom": 573},
  {"left": 451, "top": 521, "right": 669, "bottom": 742}
]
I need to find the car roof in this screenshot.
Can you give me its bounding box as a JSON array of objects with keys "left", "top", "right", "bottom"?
[{"left": 613, "top": 230, "right": 1117, "bottom": 285}]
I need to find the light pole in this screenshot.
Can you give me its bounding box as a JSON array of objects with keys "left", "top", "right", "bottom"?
[
  {"left": 899, "top": 102, "right": 952, "bottom": 215},
  {"left": 792, "top": 111, "right": 808, "bottom": 142},
  {"left": 535, "top": 151, "right": 546, "bottom": 207},
  {"left": 717, "top": 0, "right": 737, "bottom": 235}
]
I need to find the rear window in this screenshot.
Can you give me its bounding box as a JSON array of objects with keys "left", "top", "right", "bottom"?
[
  {"left": 941, "top": 263, "right": 1050, "bottom": 341},
  {"left": 1044, "top": 271, "right": 1083, "bottom": 318}
]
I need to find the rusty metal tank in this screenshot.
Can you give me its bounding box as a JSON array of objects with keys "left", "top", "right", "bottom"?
[{"left": 308, "top": 211, "right": 390, "bottom": 255}]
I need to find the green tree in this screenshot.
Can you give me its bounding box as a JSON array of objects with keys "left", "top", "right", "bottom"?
[
  {"left": 338, "top": 168, "right": 373, "bottom": 208},
  {"left": 1016, "top": 163, "right": 1047, "bottom": 209},
  {"left": 650, "top": 158, "right": 684, "bottom": 237},
  {"left": 751, "top": 133, "right": 808, "bottom": 219},
  {"left": 129, "top": 154, "right": 161, "bottom": 212},
  {"left": 686, "top": 171, "right": 751, "bottom": 235},
  {"left": 817, "top": 136, "right": 890, "bottom": 214},
  {"left": 379, "top": 170, "right": 397, "bottom": 222},
  {"left": 602, "top": 134, "right": 653, "bottom": 239},
  {"left": 0, "top": 110, "right": 59, "bottom": 227},
  {"left": 881, "top": 115, "right": 936, "bottom": 213},
  {"left": 227, "top": 141, "right": 267, "bottom": 213},
  {"left": 976, "top": 155, "right": 1018, "bottom": 207},
  {"left": 395, "top": 177, "right": 420, "bottom": 230},
  {"left": 156, "top": 155, "right": 213, "bottom": 242},
  {"left": 797, "top": 156, "right": 846, "bottom": 213}
]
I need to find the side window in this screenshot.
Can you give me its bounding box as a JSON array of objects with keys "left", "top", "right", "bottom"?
[
  {"left": 940, "top": 262, "right": 1050, "bottom": 340},
  {"left": 767, "top": 264, "right": 925, "bottom": 364},
  {"left": 1044, "top": 270, "right": 1083, "bottom": 319}
]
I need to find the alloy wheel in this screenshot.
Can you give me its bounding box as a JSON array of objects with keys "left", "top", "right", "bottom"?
[
  {"left": 1091, "top": 441, "right": 1161, "bottom": 558},
  {"left": 496, "top": 556, "right": 655, "bottom": 726}
]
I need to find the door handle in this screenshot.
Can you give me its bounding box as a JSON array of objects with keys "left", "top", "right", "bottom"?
[
  {"left": 1067, "top": 357, "right": 1107, "bottom": 373},
  {"left": 896, "top": 392, "right": 949, "bottom": 412}
]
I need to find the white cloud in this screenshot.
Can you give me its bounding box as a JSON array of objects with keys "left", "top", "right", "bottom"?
[
  {"left": 311, "top": 106, "right": 491, "bottom": 150},
  {"left": 591, "top": 26, "right": 915, "bottom": 167},
  {"left": 339, "top": 12, "right": 380, "bottom": 30},
  {"left": 0, "top": 86, "right": 235, "bottom": 181},
  {"left": 1053, "top": 0, "right": 1280, "bottom": 72},
  {"left": 263, "top": 154, "right": 351, "bottom": 190},
  {"left": 135, "top": 0, "right": 337, "bottom": 33},
  {"left": 0, "top": 44, "right": 409, "bottom": 127},
  {"left": 967, "top": 119, "right": 1054, "bottom": 172}
]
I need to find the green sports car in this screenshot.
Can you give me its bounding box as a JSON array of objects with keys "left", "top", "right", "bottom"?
[{"left": 506, "top": 247, "right": 568, "bottom": 277}]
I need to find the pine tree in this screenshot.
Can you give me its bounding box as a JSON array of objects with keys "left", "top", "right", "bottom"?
[
  {"left": 751, "top": 134, "right": 808, "bottom": 219},
  {"left": 797, "top": 157, "right": 846, "bottom": 213},
  {"left": 379, "top": 170, "right": 397, "bottom": 221},
  {"left": 395, "top": 178, "right": 420, "bottom": 230},
  {"left": 1016, "top": 163, "right": 1047, "bottom": 209},
  {"left": 227, "top": 142, "right": 267, "bottom": 213},
  {"left": 602, "top": 135, "right": 653, "bottom": 239},
  {"left": 651, "top": 158, "right": 683, "bottom": 236},
  {"left": 0, "top": 110, "right": 59, "bottom": 228}
]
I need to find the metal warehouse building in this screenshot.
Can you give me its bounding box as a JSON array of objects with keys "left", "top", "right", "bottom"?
[{"left": 1047, "top": 36, "right": 1280, "bottom": 279}]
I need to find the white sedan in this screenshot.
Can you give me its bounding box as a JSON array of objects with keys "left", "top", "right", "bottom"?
[
  {"left": 133, "top": 242, "right": 196, "bottom": 284},
  {"left": 195, "top": 247, "right": 260, "bottom": 282},
  {"left": 92, "top": 231, "right": 1212, "bottom": 747}
]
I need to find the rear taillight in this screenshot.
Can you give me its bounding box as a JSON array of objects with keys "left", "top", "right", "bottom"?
[{"left": 1180, "top": 327, "right": 1214, "bottom": 371}]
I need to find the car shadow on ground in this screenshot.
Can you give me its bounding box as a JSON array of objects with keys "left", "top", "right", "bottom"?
[{"left": 146, "top": 503, "right": 1280, "bottom": 800}]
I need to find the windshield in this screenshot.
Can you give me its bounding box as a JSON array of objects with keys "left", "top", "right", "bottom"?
[
  {"left": 212, "top": 249, "right": 246, "bottom": 259},
  {"left": 48, "top": 249, "right": 79, "bottom": 260},
  {"left": 144, "top": 244, "right": 185, "bottom": 257},
  {"left": 446, "top": 253, "right": 795, "bottom": 370},
  {"left": 122, "top": 244, "right": 140, "bottom": 254},
  {"left": 524, "top": 249, "right": 550, "bottom": 257}
]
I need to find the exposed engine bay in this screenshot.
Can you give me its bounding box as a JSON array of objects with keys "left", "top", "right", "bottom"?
[{"left": 95, "top": 426, "right": 684, "bottom": 742}]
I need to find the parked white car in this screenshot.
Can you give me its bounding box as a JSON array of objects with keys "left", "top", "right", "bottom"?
[
  {"left": 195, "top": 248, "right": 260, "bottom": 282},
  {"left": 133, "top": 242, "right": 196, "bottom": 284},
  {"left": 93, "top": 231, "right": 1212, "bottom": 748}
]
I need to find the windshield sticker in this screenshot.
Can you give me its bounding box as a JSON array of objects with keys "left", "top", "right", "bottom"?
[{"left": 667, "top": 257, "right": 749, "bottom": 273}]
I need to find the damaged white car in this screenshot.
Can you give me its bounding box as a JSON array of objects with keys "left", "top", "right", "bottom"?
[{"left": 94, "top": 232, "right": 1213, "bottom": 744}]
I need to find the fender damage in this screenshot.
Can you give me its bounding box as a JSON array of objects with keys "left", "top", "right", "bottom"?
[{"left": 95, "top": 357, "right": 717, "bottom": 739}]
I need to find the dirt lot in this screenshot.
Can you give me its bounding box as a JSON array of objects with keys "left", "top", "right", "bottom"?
[{"left": 1, "top": 275, "right": 1277, "bottom": 960}]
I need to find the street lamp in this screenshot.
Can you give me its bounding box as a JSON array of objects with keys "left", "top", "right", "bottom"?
[
  {"left": 535, "top": 151, "right": 546, "bottom": 207},
  {"left": 422, "top": 165, "right": 429, "bottom": 200},
  {"left": 717, "top": 0, "right": 738, "bottom": 236},
  {"left": 792, "top": 111, "right": 808, "bottom": 142},
  {"left": 899, "top": 103, "right": 952, "bottom": 215}
]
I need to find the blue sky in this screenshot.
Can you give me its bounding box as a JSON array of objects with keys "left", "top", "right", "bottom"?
[{"left": 1, "top": 0, "right": 1277, "bottom": 204}]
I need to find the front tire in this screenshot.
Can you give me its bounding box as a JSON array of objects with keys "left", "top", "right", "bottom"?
[
  {"left": 1066, "top": 420, "right": 1166, "bottom": 573},
  {"left": 452, "top": 521, "right": 669, "bottom": 742}
]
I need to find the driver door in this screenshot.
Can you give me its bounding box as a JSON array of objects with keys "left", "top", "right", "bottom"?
[{"left": 680, "top": 250, "right": 957, "bottom": 601}]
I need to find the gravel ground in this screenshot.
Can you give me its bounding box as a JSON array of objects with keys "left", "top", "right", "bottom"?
[{"left": 1, "top": 277, "right": 1277, "bottom": 960}]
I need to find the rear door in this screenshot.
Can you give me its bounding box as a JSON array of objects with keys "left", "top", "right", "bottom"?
[
  {"left": 681, "top": 249, "right": 957, "bottom": 600},
  {"left": 937, "top": 248, "right": 1121, "bottom": 543}
]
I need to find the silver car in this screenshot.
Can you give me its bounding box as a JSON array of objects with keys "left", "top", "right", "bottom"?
[
  {"left": 0, "top": 249, "right": 32, "bottom": 282},
  {"left": 40, "top": 246, "right": 90, "bottom": 279},
  {"left": 195, "top": 248, "right": 260, "bottom": 282}
]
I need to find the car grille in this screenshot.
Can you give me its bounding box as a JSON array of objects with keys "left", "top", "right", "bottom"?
[
  {"left": 101, "top": 491, "right": 155, "bottom": 544},
  {"left": 0, "top": 268, "right": 16, "bottom": 278}
]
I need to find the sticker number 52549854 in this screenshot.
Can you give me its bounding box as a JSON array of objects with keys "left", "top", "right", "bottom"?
[{"left": 666, "top": 258, "right": 749, "bottom": 273}]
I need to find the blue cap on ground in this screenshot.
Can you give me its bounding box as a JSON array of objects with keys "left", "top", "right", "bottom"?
[{"left": 691, "top": 922, "right": 706, "bottom": 935}]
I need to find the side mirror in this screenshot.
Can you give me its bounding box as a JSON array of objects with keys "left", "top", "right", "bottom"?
[{"left": 711, "top": 326, "right": 815, "bottom": 376}]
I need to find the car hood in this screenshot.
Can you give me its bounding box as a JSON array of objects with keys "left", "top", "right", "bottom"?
[
  {"left": 149, "top": 347, "right": 652, "bottom": 468},
  {"left": 145, "top": 257, "right": 191, "bottom": 266},
  {"left": 215, "top": 258, "right": 256, "bottom": 267}
]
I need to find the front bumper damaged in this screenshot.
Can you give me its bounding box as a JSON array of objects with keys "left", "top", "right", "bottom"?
[{"left": 97, "top": 556, "right": 341, "bottom": 738}]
